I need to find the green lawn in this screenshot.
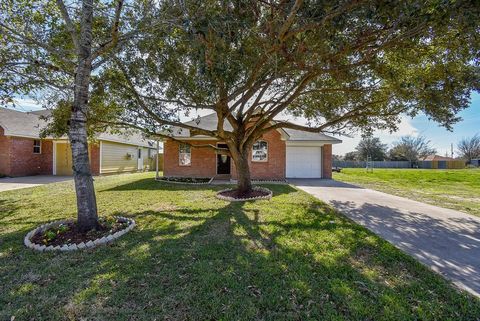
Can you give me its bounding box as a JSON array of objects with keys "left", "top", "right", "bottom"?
[
  {"left": 1, "top": 173, "right": 479, "bottom": 320},
  {"left": 334, "top": 168, "right": 480, "bottom": 217}
]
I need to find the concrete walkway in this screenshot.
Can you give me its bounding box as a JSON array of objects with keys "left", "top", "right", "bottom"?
[
  {"left": 0, "top": 176, "right": 72, "bottom": 192},
  {"left": 289, "top": 179, "right": 480, "bottom": 297}
]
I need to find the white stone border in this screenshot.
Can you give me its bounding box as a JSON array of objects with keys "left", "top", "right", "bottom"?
[
  {"left": 215, "top": 186, "right": 273, "bottom": 202},
  {"left": 24, "top": 216, "right": 135, "bottom": 252},
  {"left": 156, "top": 177, "right": 214, "bottom": 185}
]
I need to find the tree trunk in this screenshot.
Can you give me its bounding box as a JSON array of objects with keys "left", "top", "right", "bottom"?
[
  {"left": 231, "top": 147, "right": 253, "bottom": 194},
  {"left": 69, "top": 0, "right": 99, "bottom": 232}
]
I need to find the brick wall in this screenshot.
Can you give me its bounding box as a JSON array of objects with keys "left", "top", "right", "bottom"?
[
  {"left": 9, "top": 137, "right": 53, "bottom": 176},
  {"left": 90, "top": 143, "right": 100, "bottom": 175},
  {"left": 163, "top": 130, "right": 287, "bottom": 179},
  {"left": 162, "top": 132, "right": 334, "bottom": 180},
  {"left": 231, "top": 129, "right": 286, "bottom": 180},
  {"left": 163, "top": 139, "right": 218, "bottom": 177},
  {"left": 322, "top": 144, "right": 332, "bottom": 179},
  {"left": 0, "top": 127, "right": 11, "bottom": 175}
]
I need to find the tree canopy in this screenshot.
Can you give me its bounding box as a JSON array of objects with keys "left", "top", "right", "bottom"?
[
  {"left": 2, "top": 0, "right": 479, "bottom": 194},
  {"left": 355, "top": 137, "right": 388, "bottom": 161},
  {"left": 0, "top": 0, "right": 155, "bottom": 230},
  {"left": 95, "top": 0, "right": 479, "bottom": 192},
  {"left": 389, "top": 136, "right": 436, "bottom": 162},
  {"left": 457, "top": 134, "right": 480, "bottom": 162}
]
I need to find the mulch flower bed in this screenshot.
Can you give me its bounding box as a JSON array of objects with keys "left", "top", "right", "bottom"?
[
  {"left": 24, "top": 216, "right": 135, "bottom": 252},
  {"left": 216, "top": 186, "right": 273, "bottom": 202},
  {"left": 157, "top": 177, "right": 212, "bottom": 184},
  {"left": 31, "top": 217, "right": 128, "bottom": 247}
]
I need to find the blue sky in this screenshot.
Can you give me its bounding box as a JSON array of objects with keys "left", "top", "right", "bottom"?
[
  {"left": 331, "top": 92, "right": 480, "bottom": 156},
  {"left": 7, "top": 91, "right": 480, "bottom": 157},
  {"left": 409, "top": 92, "right": 480, "bottom": 155}
]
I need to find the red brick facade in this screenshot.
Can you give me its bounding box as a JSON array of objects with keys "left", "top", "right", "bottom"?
[
  {"left": 164, "top": 139, "right": 218, "bottom": 177},
  {"left": 321, "top": 144, "right": 332, "bottom": 179},
  {"left": 163, "top": 129, "right": 333, "bottom": 180},
  {"left": 163, "top": 131, "right": 338, "bottom": 179},
  {"left": 0, "top": 127, "right": 54, "bottom": 176},
  {"left": 89, "top": 143, "right": 100, "bottom": 176},
  {"left": 163, "top": 131, "right": 286, "bottom": 179},
  {"left": 0, "top": 126, "right": 103, "bottom": 177},
  {"left": 231, "top": 129, "right": 286, "bottom": 180}
]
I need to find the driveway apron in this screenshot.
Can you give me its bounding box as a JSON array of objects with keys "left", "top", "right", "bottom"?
[{"left": 289, "top": 179, "right": 480, "bottom": 297}]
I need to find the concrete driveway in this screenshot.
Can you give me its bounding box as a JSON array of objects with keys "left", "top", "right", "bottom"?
[
  {"left": 289, "top": 179, "right": 480, "bottom": 297},
  {"left": 0, "top": 176, "right": 72, "bottom": 192}
]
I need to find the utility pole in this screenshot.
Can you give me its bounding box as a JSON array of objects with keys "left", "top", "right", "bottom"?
[{"left": 451, "top": 143, "right": 454, "bottom": 159}]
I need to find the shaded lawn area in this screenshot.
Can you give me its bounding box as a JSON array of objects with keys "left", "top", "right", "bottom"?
[
  {"left": 1, "top": 173, "right": 479, "bottom": 320},
  {"left": 334, "top": 168, "right": 480, "bottom": 217}
]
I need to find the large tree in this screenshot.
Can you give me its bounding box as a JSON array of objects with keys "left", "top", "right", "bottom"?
[
  {"left": 355, "top": 137, "right": 388, "bottom": 161},
  {"left": 100, "top": 0, "right": 478, "bottom": 194},
  {"left": 389, "top": 136, "right": 436, "bottom": 162},
  {"left": 0, "top": 0, "right": 153, "bottom": 231},
  {"left": 457, "top": 134, "right": 480, "bottom": 162}
]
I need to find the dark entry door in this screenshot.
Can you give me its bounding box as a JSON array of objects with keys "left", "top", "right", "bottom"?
[{"left": 217, "top": 144, "right": 231, "bottom": 174}]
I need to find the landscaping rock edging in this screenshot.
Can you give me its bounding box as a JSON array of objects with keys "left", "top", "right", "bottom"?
[
  {"left": 215, "top": 186, "right": 273, "bottom": 202},
  {"left": 24, "top": 216, "right": 135, "bottom": 252},
  {"left": 156, "top": 177, "right": 214, "bottom": 185}
]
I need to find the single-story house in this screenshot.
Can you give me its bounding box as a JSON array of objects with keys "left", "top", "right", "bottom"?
[
  {"left": 161, "top": 113, "right": 341, "bottom": 180},
  {"left": 421, "top": 154, "right": 455, "bottom": 161},
  {"left": 0, "top": 108, "right": 157, "bottom": 177}
]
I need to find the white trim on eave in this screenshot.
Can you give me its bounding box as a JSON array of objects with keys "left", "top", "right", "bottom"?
[{"left": 286, "top": 141, "right": 329, "bottom": 147}]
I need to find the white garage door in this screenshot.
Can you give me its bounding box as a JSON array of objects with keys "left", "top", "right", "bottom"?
[{"left": 286, "top": 146, "right": 322, "bottom": 178}]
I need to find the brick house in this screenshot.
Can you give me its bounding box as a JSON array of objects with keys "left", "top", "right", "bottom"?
[
  {"left": 162, "top": 113, "right": 341, "bottom": 180},
  {"left": 0, "top": 108, "right": 157, "bottom": 177}
]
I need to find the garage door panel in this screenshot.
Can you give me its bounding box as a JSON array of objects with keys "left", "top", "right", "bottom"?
[{"left": 286, "top": 146, "right": 322, "bottom": 178}]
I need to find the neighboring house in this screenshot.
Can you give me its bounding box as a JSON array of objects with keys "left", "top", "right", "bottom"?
[
  {"left": 0, "top": 108, "right": 157, "bottom": 177},
  {"left": 161, "top": 113, "right": 341, "bottom": 180},
  {"left": 421, "top": 154, "right": 455, "bottom": 161}
]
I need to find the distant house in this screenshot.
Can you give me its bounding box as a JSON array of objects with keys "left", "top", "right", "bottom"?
[
  {"left": 421, "top": 154, "right": 455, "bottom": 161},
  {"left": 0, "top": 108, "right": 157, "bottom": 177},
  {"left": 161, "top": 113, "right": 341, "bottom": 180}
]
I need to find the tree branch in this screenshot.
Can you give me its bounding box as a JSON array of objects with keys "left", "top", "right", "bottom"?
[
  {"left": 91, "top": 0, "right": 124, "bottom": 60},
  {"left": 56, "top": 0, "right": 80, "bottom": 52}
]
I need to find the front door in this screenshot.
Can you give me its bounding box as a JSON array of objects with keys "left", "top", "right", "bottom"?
[
  {"left": 55, "top": 143, "right": 73, "bottom": 176},
  {"left": 217, "top": 144, "right": 231, "bottom": 175}
]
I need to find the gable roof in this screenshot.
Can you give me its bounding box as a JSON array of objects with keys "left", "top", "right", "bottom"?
[
  {"left": 421, "top": 154, "right": 455, "bottom": 161},
  {"left": 0, "top": 108, "right": 154, "bottom": 148},
  {"left": 169, "top": 113, "right": 342, "bottom": 143}
]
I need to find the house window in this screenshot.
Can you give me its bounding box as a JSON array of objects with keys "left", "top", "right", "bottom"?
[
  {"left": 33, "top": 140, "right": 41, "bottom": 154},
  {"left": 179, "top": 143, "right": 191, "bottom": 166},
  {"left": 252, "top": 140, "right": 268, "bottom": 162},
  {"left": 138, "top": 149, "right": 142, "bottom": 158}
]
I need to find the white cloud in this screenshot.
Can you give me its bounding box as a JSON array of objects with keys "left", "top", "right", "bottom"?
[{"left": 6, "top": 98, "right": 43, "bottom": 112}]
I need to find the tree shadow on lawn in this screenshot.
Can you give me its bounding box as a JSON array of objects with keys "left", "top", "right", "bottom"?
[
  {"left": 0, "top": 198, "right": 20, "bottom": 221},
  {"left": 329, "top": 199, "right": 480, "bottom": 298},
  {"left": 1, "top": 194, "right": 480, "bottom": 320},
  {"left": 101, "top": 177, "right": 297, "bottom": 195}
]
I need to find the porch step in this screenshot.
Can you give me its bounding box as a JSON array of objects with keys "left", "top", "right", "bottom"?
[{"left": 214, "top": 174, "right": 231, "bottom": 180}]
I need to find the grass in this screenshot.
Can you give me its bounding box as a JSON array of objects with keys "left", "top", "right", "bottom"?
[
  {"left": 1, "top": 172, "right": 479, "bottom": 320},
  {"left": 333, "top": 168, "right": 480, "bottom": 217}
]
